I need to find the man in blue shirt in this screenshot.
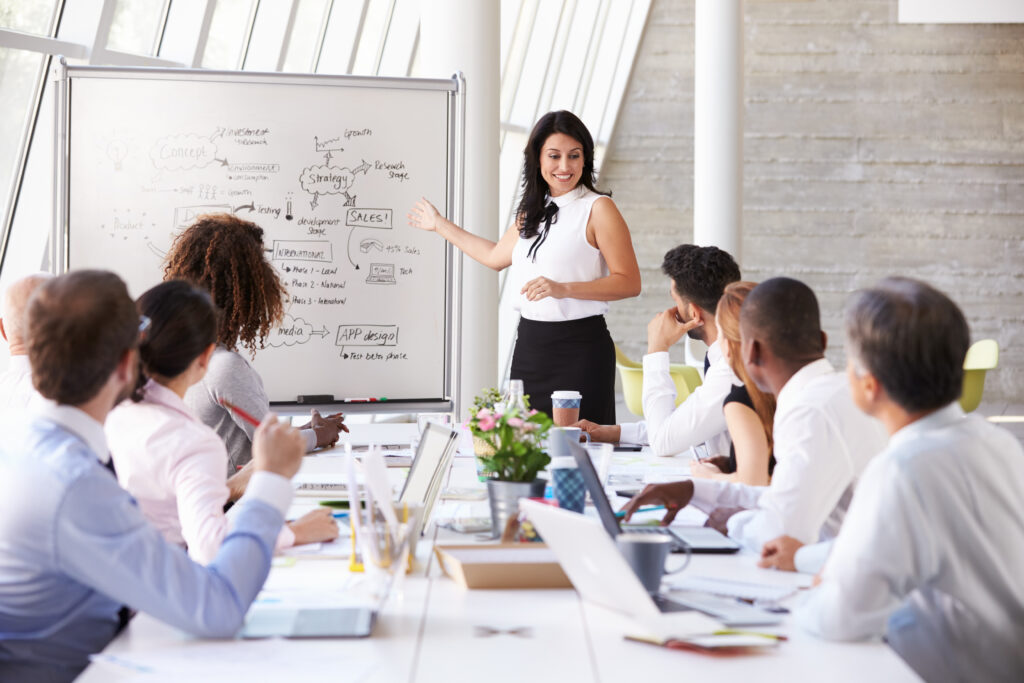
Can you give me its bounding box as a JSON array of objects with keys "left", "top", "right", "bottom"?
[{"left": 0, "top": 270, "right": 305, "bottom": 682}]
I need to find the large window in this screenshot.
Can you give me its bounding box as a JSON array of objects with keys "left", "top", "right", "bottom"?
[{"left": 0, "top": 0, "right": 649, "bottom": 375}]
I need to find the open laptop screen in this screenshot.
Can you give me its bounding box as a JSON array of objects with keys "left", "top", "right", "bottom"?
[{"left": 568, "top": 439, "right": 624, "bottom": 538}]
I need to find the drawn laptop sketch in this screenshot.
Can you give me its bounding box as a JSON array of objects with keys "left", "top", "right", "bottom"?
[
  {"left": 567, "top": 436, "right": 741, "bottom": 554},
  {"left": 239, "top": 423, "right": 458, "bottom": 639},
  {"left": 522, "top": 500, "right": 779, "bottom": 628},
  {"left": 365, "top": 263, "right": 397, "bottom": 284}
]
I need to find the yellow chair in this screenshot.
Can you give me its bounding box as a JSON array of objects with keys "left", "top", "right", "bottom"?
[
  {"left": 960, "top": 339, "right": 999, "bottom": 413},
  {"left": 615, "top": 344, "right": 703, "bottom": 418}
]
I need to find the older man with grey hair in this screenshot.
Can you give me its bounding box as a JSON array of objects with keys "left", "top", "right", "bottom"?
[
  {"left": 793, "top": 277, "right": 1024, "bottom": 683},
  {"left": 0, "top": 272, "right": 53, "bottom": 411}
]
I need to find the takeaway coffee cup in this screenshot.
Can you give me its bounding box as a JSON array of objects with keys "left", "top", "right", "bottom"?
[
  {"left": 551, "top": 390, "right": 583, "bottom": 426},
  {"left": 616, "top": 533, "right": 686, "bottom": 594}
]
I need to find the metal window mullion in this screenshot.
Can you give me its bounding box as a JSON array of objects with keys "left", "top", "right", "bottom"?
[
  {"left": 346, "top": 0, "right": 371, "bottom": 74},
  {"left": 238, "top": 0, "right": 261, "bottom": 70},
  {"left": 275, "top": 0, "right": 301, "bottom": 71},
  {"left": 0, "top": 54, "right": 52, "bottom": 274},
  {"left": 372, "top": 0, "right": 397, "bottom": 76},
  {"left": 594, "top": 0, "right": 634, "bottom": 146},
  {"left": 573, "top": 0, "right": 611, "bottom": 115},
  {"left": 153, "top": 0, "right": 173, "bottom": 57},
  {"left": 89, "top": 0, "right": 118, "bottom": 64},
  {"left": 192, "top": 0, "right": 217, "bottom": 67},
  {"left": 533, "top": 0, "right": 573, "bottom": 123},
  {"left": 405, "top": 25, "right": 418, "bottom": 77},
  {"left": 311, "top": 0, "right": 335, "bottom": 72},
  {"left": 0, "top": 29, "right": 89, "bottom": 58},
  {"left": 501, "top": 0, "right": 539, "bottom": 122}
]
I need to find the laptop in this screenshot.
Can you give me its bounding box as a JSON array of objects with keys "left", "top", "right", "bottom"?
[
  {"left": 240, "top": 423, "right": 458, "bottom": 638},
  {"left": 521, "top": 499, "right": 780, "bottom": 628},
  {"left": 399, "top": 421, "right": 460, "bottom": 538},
  {"left": 567, "top": 435, "right": 740, "bottom": 554}
]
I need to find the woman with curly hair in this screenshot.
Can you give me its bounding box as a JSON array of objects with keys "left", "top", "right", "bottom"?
[{"left": 165, "top": 213, "right": 344, "bottom": 477}]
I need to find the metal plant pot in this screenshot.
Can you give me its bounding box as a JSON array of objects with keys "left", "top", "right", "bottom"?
[{"left": 486, "top": 478, "right": 546, "bottom": 539}]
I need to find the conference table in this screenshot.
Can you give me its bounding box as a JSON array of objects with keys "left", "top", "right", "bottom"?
[{"left": 78, "top": 423, "right": 920, "bottom": 682}]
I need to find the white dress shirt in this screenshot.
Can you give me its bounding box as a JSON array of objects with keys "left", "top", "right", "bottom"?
[
  {"left": 107, "top": 380, "right": 295, "bottom": 564},
  {"left": 619, "top": 340, "right": 738, "bottom": 457},
  {"left": 0, "top": 356, "right": 35, "bottom": 413},
  {"left": 797, "top": 403, "right": 1024, "bottom": 683},
  {"left": 689, "top": 358, "right": 888, "bottom": 551}
]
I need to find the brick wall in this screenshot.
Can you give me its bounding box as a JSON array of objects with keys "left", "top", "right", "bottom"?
[{"left": 603, "top": 0, "right": 1024, "bottom": 403}]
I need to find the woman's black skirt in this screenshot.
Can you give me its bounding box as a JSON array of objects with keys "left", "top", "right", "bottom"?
[{"left": 510, "top": 315, "right": 616, "bottom": 425}]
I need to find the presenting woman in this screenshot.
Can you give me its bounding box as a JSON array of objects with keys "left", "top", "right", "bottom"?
[{"left": 408, "top": 110, "right": 640, "bottom": 423}]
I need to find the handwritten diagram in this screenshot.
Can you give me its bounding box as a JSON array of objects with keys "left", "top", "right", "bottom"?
[{"left": 268, "top": 314, "right": 330, "bottom": 348}]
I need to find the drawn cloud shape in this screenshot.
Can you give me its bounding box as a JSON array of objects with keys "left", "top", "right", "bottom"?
[
  {"left": 300, "top": 165, "right": 355, "bottom": 196},
  {"left": 268, "top": 315, "right": 313, "bottom": 347},
  {"left": 150, "top": 134, "right": 218, "bottom": 171}
]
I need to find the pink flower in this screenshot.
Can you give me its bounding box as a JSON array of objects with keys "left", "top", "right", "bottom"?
[
  {"left": 528, "top": 409, "right": 538, "bottom": 416},
  {"left": 476, "top": 408, "right": 492, "bottom": 419},
  {"left": 478, "top": 415, "right": 497, "bottom": 431},
  {"left": 507, "top": 417, "right": 524, "bottom": 428},
  {"left": 521, "top": 422, "right": 538, "bottom": 432}
]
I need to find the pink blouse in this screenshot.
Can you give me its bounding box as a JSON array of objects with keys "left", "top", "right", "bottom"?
[{"left": 106, "top": 379, "right": 294, "bottom": 564}]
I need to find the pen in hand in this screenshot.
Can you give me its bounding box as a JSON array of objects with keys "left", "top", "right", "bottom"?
[{"left": 219, "top": 398, "right": 261, "bottom": 427}]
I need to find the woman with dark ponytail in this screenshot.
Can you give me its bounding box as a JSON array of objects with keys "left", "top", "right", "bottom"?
[
  {"left": 408, "top": 111, "right": 640, "bottom": 422},
  {"left": 105, "top": 280, "right": 338, "bottom": 564}
]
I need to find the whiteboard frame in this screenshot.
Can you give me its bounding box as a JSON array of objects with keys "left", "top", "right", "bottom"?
[{"left": 52, "top": 57, "right": 465, "bottom": 418}]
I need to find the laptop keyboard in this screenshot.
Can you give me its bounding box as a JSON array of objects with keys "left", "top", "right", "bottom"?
[{"left": 651, "top": 594, "right": 692, "bottom": 613}]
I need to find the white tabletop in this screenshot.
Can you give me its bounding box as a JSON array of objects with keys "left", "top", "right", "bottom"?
[{"left": 77, "top": 433, "right": 920, "bottom": 682}]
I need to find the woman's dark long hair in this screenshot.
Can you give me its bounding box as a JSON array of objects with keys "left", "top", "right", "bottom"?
[
  {"left": 516, "top": 111, "right": 609, "bottom": 241},
  {"left": 131, "top": 280, "right": 220, "bottom": 402}
]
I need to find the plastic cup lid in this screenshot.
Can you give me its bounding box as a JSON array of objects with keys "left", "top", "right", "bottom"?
[{"left": 551, "top": 390, "right": 582, "bottom": 399}]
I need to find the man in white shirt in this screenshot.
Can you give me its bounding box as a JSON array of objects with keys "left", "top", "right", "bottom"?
[
  {"left": 0, "top": 272, "right": 52, "bottom": 412},
  {"left": 793, "top": 277, "right": 1024, "bottom": 683},
  {"left": 621, "top": 277, "right": 887, "bottom": 553},
  {"left": 576, "top": 244, "right": 742, "bottom": 457}
]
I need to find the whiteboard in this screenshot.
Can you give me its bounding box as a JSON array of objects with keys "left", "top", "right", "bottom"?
[{"left": 57, "top": 66, "right": 462, "bottom": 409}]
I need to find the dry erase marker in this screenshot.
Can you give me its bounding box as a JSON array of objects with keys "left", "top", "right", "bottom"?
[
  {"left": 344, "top": 397, "right": 388, "bottom": 403},
  {"left": 219, "top": 398, "right": 260, "bottom": 427}
]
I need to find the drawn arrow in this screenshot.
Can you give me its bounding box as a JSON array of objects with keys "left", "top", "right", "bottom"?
[
  {"left": 234, "top": 202, "right": 255, "bottom": 213},
  {"left": 311, "top": 326, "right": 329, "bottom": 338},
  {"left": 323, "top": 151, "right": 332, "bottom": 165},
  {"left": 214, "top": 157, "right": 229, "bottom": 167},
  {"left": 353, "top": 159, "right": 371, "bottom": 176},
  {"left": 210, "top": 128, "right": 224, "bottom": 142},
  {"left": 346, "top": 229, "right": 360, "bottom": 270}
]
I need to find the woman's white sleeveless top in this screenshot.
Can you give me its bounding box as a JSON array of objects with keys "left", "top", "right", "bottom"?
[{"left": 510, "top": 185, "right": 611, "bottom": 322}]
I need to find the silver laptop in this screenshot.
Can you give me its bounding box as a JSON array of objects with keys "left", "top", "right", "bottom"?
[
  {"left": 521, "top": 499, "right": 780, "bottom": 627},
  {"left": 565, "top": 433, "right": 740, "bottom": 554}
]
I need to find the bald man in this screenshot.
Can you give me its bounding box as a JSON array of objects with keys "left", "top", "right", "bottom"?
[
  {"left": 621, "top": 278, "right": 887, "bottom": 558},
  {"left": 0, "top": 272, "right": 53, "bottom": 411}
]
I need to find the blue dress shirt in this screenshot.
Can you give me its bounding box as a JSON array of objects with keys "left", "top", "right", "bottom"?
[{"left": 0, "top": 405, "right": 289, "bottom": 682}]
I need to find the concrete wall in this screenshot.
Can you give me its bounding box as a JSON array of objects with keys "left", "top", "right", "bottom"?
[{"left": 603, "top": 0, "right": 1024, "bottom": 403}]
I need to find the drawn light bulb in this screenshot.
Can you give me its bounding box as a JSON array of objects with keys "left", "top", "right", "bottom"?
[{"left": 107, "top": 141, "right": 127, "bottom": 171}]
